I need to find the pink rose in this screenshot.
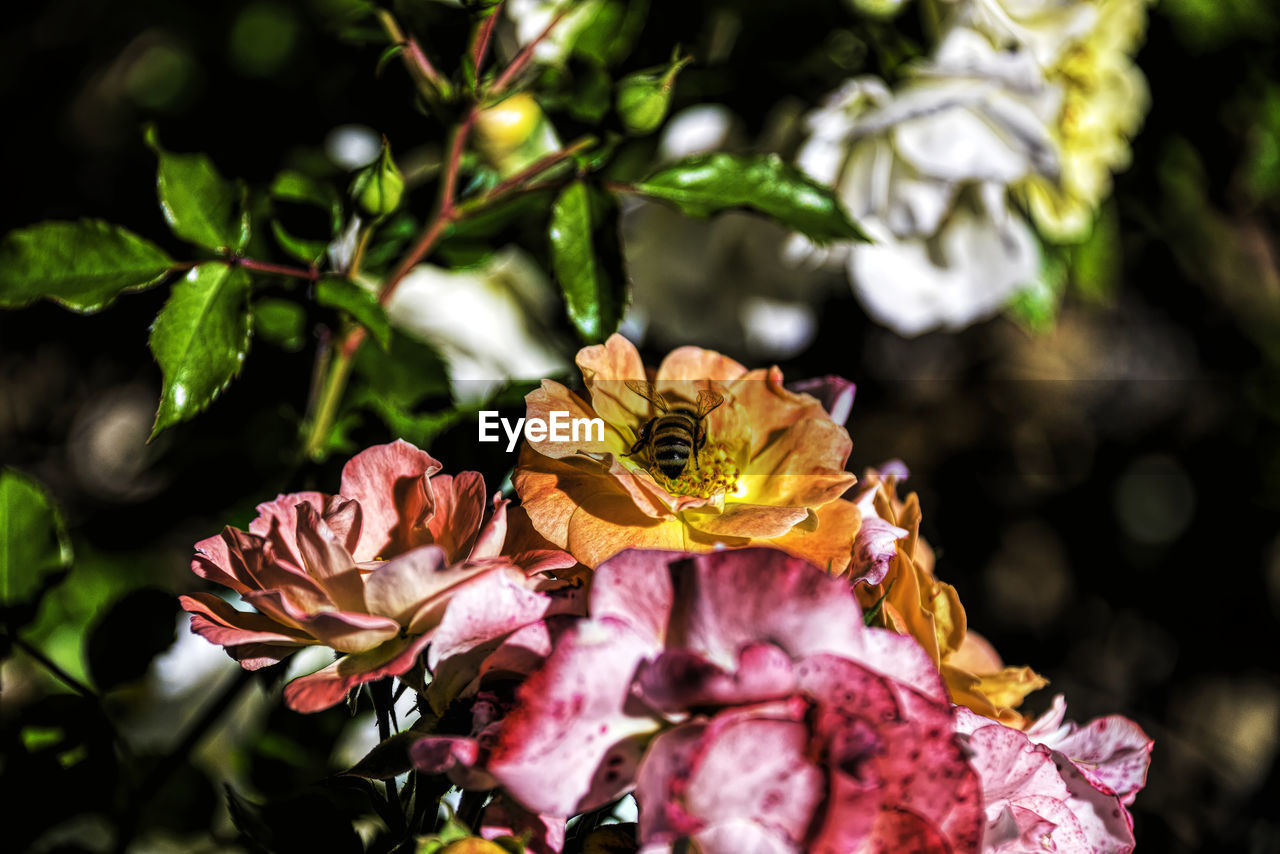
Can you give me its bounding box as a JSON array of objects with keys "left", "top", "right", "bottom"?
[
  {"left": 481, "top": 548, "right": 987, "bottom": 852},
  {"left": 956, "top": 698, "right": 1152, "bottom": 852},
  {"left": 180, "top": 440, "right": 577, "bottom": 712}
]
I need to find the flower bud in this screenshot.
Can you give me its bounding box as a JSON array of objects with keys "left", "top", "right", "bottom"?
[
  {"left": 348, "top": 138, "right": 403, "bottom": 218},
  {"left": 616, "top": 54, "right": 691, "bottom": 136}
]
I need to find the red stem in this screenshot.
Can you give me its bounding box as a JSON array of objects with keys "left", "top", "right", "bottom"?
[
  {"left": 236, "top": 257, "right": 319, "bottom": 280},
  {"left": 470, "top": 3, "right": 503, "bottom": 77},
  {"left": 489, "top": 6, "right": 573, "bottom": 95}
]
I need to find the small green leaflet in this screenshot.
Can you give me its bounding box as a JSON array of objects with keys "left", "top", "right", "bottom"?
[
  {"left": 0, "top": 469, "right": 73, "bottom": 609},
  {"left": 631, "top": 152, "right": 868, "bottom": 244},
  {"left": 549, "top": 181, "right": 628, "bottom": 343},
  {"left": 316, "top": 277, "right": 391, "bottom": 350},
  {"left": 0, "top": 220, "right": 173, "bottom": 313},
  {"left": 148, "top": 264, "right": 253, "bottom": 437},
  {"left": 146, "top": 127, "right": 250, "bottom": 253}
]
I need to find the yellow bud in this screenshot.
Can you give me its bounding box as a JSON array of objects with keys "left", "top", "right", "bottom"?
[
  {"left": 439, "top": 839, "right": 511, "bottom": 854},
  {"left": 474, "top": 93, "right": 547, "bottom": 163}
]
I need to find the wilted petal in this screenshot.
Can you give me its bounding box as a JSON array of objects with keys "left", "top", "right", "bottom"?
[
  {"left": 340, "top": 439, "right": 442, "bottom": 561},
  {"left": 283, "top": 633, "right": 433, "bottom": 713},
  {"left": 850, "top": 486, "right": 908, "bottom": 586},
  {"left": 786, "top": 375, "right": 856, "bottom": 426}
]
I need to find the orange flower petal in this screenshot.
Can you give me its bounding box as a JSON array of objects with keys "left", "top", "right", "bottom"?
[
  {"left": 683, "top": 502, "right": 812, "bottom": 539},
  {"left": 766, "top": 497, "right": 860, "bottom": 575},
  {"left": 576, "top": 334, "right": 650, "bottom": 429},
  {"left": 524, "top": 379, "right": 629, "bottom": 458}
]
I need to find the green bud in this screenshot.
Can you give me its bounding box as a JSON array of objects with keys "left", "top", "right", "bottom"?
[
  {"left": 616, "top": 53, "right": 691, "bottom": 136},
  {"left": 349, "top": 138, "right": 403, "bottom": 218}
]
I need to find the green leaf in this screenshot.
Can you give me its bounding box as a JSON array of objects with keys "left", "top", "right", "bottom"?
[
  {"left": 253, "top": 298, "right": 307, "bottom": 352},
  {"left": 1008, "top": 246, "right": 1067, "bottom": 336},
  {"left": 148, "top": 263, "right": 253, "bottom": 436},
  {"left": 316, "top": 277, "right": 391, "bottom": 350},
  {"left": 631, "top": 152, "right": 868, "bottom": 244},
  {"left": 0, "top": 220, "right": 173, "bottom": 313},
  {"left": 147, "top": 127, "right": 250, "bottom": 252},
  {"left": 268, "top": 170, "right": 341, "bottom": 265},
  {"left": 0, "top": 470, "right": 72, "bottom": 610},
  {"left": 353, "top": 329, "right": 451, "bottom": 409},
  {"left": 1070, "top": 201, "right": 1121, "bottom": 305},
  {"left": 573, "top": 0, "right": 649, "bottom": 66},
  {"left": 549, "top": 181, "right": 627, "bottom": 342}
]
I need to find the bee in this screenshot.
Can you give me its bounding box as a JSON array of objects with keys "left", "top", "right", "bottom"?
[{"left": 624, "top": 380, "right": 725, "bottom": 480}]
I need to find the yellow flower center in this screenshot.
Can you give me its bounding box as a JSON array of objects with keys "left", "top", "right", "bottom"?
[{"left": 651, "top": 442, "right": 741, "bottom": 499}]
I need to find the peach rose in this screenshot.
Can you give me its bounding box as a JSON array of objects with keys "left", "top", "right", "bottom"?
[
  {"left": 513, "top": 335, "right": 861, "bottom": 571},
  {"left": 856, "top": 466, "right": 1048, "bottom": 726}
]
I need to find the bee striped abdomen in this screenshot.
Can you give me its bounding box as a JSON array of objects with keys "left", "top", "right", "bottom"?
[{"left": 652, "top": 410, "right": 698, "bottom": 479}]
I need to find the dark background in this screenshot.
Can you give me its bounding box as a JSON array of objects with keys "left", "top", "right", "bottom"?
[{"left": 2, "top": 1, "right": 1279, "bottom": 852}]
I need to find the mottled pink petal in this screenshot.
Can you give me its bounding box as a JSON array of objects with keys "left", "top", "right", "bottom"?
[
  {"left": 426, "top": 566, "right": 569, "bottom": 670},
  {"left": 632, "top": 643, "right": 797, "bottom": 711},
  {"left": 242, "top": 589, "right": 400, "bottom": 653},
  {"left": 282, "top": 633, "right": 432, "bottom": 713},
  {"left": 1035, "top": 711, "right": 1153, "bottom": 806},
  {"left": 410, "top": 735, "right": 499, "bottom": 790},
  {"left": 479, "top": 795, "right": 566, "bottom": 854},
  {"left": 667, "top": 549, "right": 866, "bottom": 668},
  {"left": 227, "top": 642, "right": 300, "bottom": 671},
  {"left": 487, "top": 617, "right": 663, "bottom": 816},
  {"left": 589, "top": 549, "right": 677, "bottom": 642},
  {"left": 340, "top": 439, "right": 442, "bottom": 561},
  {"left": 799, "top": 653, "right": 983, "bottom": 852}
]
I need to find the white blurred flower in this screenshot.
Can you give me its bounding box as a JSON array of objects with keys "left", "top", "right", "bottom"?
[
  {"left": 791, "top": 26, "right": 1059, "bottom": 336},
  {"left": 385, "top": 247, "right": 568, "bottom": 402},
  {"left": 658, "top": 104, "right": 738, "bottom": 162},
  {"left": 506, "top": 0, "right": 602, "bottom": 64},
  {"left": 945, "top": 0, "right": 1153, "bottom": 240}
]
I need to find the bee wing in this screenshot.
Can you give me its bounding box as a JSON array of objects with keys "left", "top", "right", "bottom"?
[
  {"left": 626, "top": 379, "right": 669, "bottom": 412},
  {"left": 696, "top": 389, "right": 725, "bottom": 418}
]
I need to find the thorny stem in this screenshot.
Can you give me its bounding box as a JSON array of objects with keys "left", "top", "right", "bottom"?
[
  {"left": 4, "top": 633, "right": 97, "bottom": 699},
  {"left": 300, "top": 6, "right": 581, "bottom": 460},
  {"left": 376, "top": 8, "right": 448, "bottom": 104},
  {"left": 489, "top": 5, "right": 574, "bottom": 96},
  {"left": 235, "top": 257, "right": 319, "bottom": 281}
]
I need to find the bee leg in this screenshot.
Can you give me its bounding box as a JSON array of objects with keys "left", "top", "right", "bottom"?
[{"left": 627, "top": 422, "right": 651, "bottom": 456}]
